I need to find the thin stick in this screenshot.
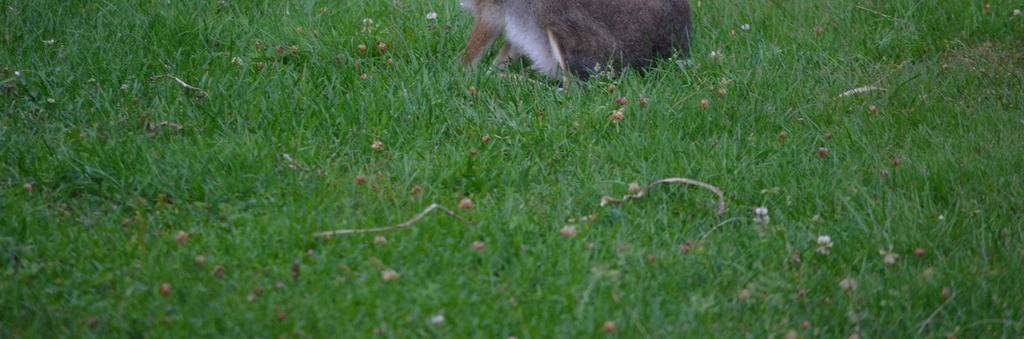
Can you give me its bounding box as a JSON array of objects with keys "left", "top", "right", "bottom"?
[
  {"left": 313, "top": 204, "right": 466, "bottom": 237},
  {"left": 837, "top": 85, "right": 885, "bottom": 98},
  {"left": 855, "top": 6, "right": 898, "bottom": 22},
  {"left": 281, "top": 153, "right": 307, "bottom": 172},
  {"left": 150, "top": 74, "right": 208, "bottom": 99},
  {"left": 600, "top": 177, "right": 727, "bottom": 216},
  {"left": 697, "top": 217, "right": 742, "bottom": 243},
  {"left": 916, "top": 292, "right": 955, "bottom": 336},
  {"left": 145, "top": 121, "right": 183, "bottom": 133}
]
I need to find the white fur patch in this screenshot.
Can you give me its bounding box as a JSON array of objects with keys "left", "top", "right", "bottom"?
[{"left": 503, "top": 13, "right": 559, "bottom": 78}]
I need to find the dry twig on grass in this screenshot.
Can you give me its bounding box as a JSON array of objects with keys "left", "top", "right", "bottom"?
[
  {"left": 599, "top": 177, "right": 727, "bottom": 216},
  {"left": 837, "top": 85, "right": 885, "bottom": 98},
  {"left": 281, "top": 153, "right": 307, "bottom": 172},
  {"left": 313, "top": 204, "right": 467, "bottom": 237},
  {"left": 150, "top": 74, "right": 208, "bottom": 99},
  {"left": 144, "top": 121, "right": 183, "bottom": 134},
  {"left": 855, "top": 6, "right": 898, "bottom": 22}
]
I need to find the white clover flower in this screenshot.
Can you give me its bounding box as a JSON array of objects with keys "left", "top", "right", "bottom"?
[
  {"left": 426, "top": 11, "right": 438, "bottom": 20},
  {"left": 709, "top": 51, "right": 718, "bottom": 58},
  {"left": 754, "top": 206, "right": 769, "bottom": 225},
  {"left": 44, "top": 39, "right": 55, "bottom": 46},
  {"left": 362, "top": 18, "right": 375, "bottom": 32},
  {"left": 879, "top": 249, "right": 899, "bottom": 265},
  {"left": 816, "top": 235, "right": 833, "bottom": 255},
  {"left": 839, "top": 277, "right": 857, "bottom": 292},
  {"left": 1014, "top": 9, "right": 1021, "bottom": 16},
  {"left": 13, "top": 71, "right": 21, "bottom": 77},
  {"left": 740, "top": 24, "right": 751, "bottom": 31},
  {"left": 429, "top": 313, "right": 445, "bottom": 325}
]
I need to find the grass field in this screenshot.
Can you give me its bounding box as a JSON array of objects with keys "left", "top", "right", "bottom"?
[{"left": 3, "top": 0, "right": 1024, "bottom": 337}]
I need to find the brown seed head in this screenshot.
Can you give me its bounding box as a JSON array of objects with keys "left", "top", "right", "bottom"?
[
  {"left": 700, "top": 98, "right": 710, "bottom": 109},
  {"left": 459, "top": 197, "right": 475, "bottom": 210},
  {"left": 86, "top": 316, "right": 100, "bottom": 328},
  {"left": 159, "top": 283, "right": 172, "bottom": 296},
  {"left": 602, "top": 320, "right": 618, "bottom": 333},
  {"left": 380, "top": 269, "right": 399, "bottom": 282},
  {"left": 276, "top": 308, "right": 287, "bottom": 321},
  {"left": 738, "top": 288, "right": 752, "bottom": 300},
  {"left": 839, "top": 277, "right": 857, "bottom": 292},
  {"left": 175, "top": 231, "right": 189, "bottom": 244},
  {"left": 608, "top": 108, "right": 625, "bottom": 122},
  {"left": 679, "top": 243, "right": 691, "bottom": 254},
  {"left": 560, "top": 226, "right": 578, "bottom": 238}
]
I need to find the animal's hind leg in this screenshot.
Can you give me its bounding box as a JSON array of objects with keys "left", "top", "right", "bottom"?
[
  {"left": 545, "top": 28, "right": 570, "bottom": 87},
  {"left": 493, "top": 42, "right": 523, "bottom": 70},
  {"left": 460, "top": 20, "right": 502, "bottom": 67}
]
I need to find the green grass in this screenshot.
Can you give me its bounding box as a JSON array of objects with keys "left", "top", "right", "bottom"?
[{"left": 2, "top": 0, "right": 1024, "bottom": 337}]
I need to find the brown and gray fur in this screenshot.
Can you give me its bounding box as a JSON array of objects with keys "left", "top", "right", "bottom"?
[{"left": 459, "top": 0, "right": 691, "bottom": 81}]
